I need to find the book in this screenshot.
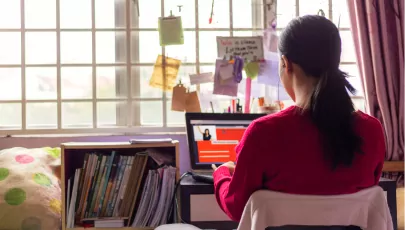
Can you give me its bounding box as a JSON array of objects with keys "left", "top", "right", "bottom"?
[
  {"left": 108, "top": 156, "right": 128, "bottom": 217},
  {"left": 89, "top": 155, "right": 107, "bottom": 217},
  {"left": 101, "top": 155, "right": 121, "bottom": 216},
  {"left": 96, "top": 151, "right": 117, "bottom": 216}
]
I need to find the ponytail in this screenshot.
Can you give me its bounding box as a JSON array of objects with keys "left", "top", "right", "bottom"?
[{"left": 309, "top": 69, "right": 363, "bottom": 169}]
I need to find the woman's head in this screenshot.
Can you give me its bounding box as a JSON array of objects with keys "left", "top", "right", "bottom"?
[
  {"left": 278, "top": 15, "right": 363, "bottom": 169},
  {"left": 204, "top": 129, "right": 210, "bottom": 135}
]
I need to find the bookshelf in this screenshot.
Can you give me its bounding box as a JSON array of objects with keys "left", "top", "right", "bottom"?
[{"left": 61, "top": 141, "right": 180, "bottom": 230}]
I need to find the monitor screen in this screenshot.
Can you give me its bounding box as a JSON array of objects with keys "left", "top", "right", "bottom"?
[{"left": 186, "top": 113, "right": 266, "bottom": 170}]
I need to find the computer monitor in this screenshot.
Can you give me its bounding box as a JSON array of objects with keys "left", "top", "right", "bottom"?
[{"left": 185, "top": 112, "right": 266, "bottom": 170}]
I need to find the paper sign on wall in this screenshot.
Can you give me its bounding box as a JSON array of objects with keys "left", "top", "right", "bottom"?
[{"left": 217, "top": 36, "right": 264, "bottom": 61}]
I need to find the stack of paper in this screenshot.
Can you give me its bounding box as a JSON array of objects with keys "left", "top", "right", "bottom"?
[
  {"left": 94, "top": 219, "right": 124, "bottom": 228},
  {"left": 132, "top": 166, "right": 176, "bottom": 228}
]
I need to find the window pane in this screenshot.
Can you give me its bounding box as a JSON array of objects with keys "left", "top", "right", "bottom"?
[
  {"left": 276, "top": 0, "right": 296, "bottom": 28},
  {"left": 166, "top": 65, "right": 196, "bottom": 98},
  {"left": 340, "top": 31, "right": 357, "bottom": 63},
  {"left": 0, "top": 103, "right": 21, "bottom": 129},
  {"left": 232, "top": 0, "right": 253, "bottom": 28},
  {"left": 199, "top": 65, "right": 215, "bottom": 93},
  {"left": 340, "top": 64, "right": 363, "bottom": 96},
  {"left": 25, "top": 0, "right": 56, "bottom": 28},
  {"left": 0, "top": 32, "right": 21, "bottom": 64},
  {"left": 332, "top": 0, "right": 351, "bottom": 28},
  {"left": 165, "top": 31, "right": 196, "bottom": 63},
  {"left": 61, "top": 32, "right": 92, "bottom": 64},
  {"left": 139, "top": 101, "right": 163, "bottom": 126},
  {"left": 199, "top": 0, "right": 229, "bottom": 28},
  {"left": 299, "top": 0, "right": 329, "bottom": 18},
  {"left": 26, "top": 103, "right": 57, "bottom": 129},
  {"left": 352, "top": 97, "right": 365, "bottom": 112},
  {"left": 138, "top": 0, "right": 161, "bottom": 28},
  {"left": 164, "top": 0, "right": 195, "bottom": 28},
  {"left": 0, "top": 68, "right": 21, "bottom": 100},
  {"left": 96, "top": 31, "right": 127, "bottom": 64},
  {"left": 60, "top": 0, "right": 91, "bottom": 28},
  {"left": 61, "top": 67, "right": 92, "bottom": 99},
  {"left": 97, "top": 101, "right": 125, "bottom": 127},
  {"left": 97, "top": 66, "right": 127, "bottom": 99},
  {"left": 26, "top": 32, "right": 56, "bottom": 64},
  {"left": 233, "top": 31, "right": 262, "bottom": 36},
  {"left": 199, "top": 31, "right": 230, "bottom": 63},
  {"left": 138, "top": 31, "right": 161, "bottom": 63},
  {"left": 62, "top": 102, "right": 92, "bottom": 128},
  {"left": 26, "top": 67, "right": 57, "bottom": 100},
  {"left": 135, "top": 66, "right": 164, "bottom": 98},
  {"left": 166, "top": 100, "right": 185, "bottom": 126},
  {"left": 96, "top": 0, "right": 125, "bottom": 28},
  {"left": 0, "top": 2, "right": 20, "bottom": 28}
]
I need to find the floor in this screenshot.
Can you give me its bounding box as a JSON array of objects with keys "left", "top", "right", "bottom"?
[{"left": 398, "top": 188, "right": 404, "bottom": 230}]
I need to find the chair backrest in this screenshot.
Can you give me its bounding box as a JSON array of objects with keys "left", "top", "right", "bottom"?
[{"left": 237, "top": 186, "right": 393, "bottom": 230}]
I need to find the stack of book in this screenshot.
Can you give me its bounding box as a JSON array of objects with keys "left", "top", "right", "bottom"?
[
  {"left": 132, "top": 166, "right": 177, "bottom": 228},
  {"left": 66, "top": 151, "right": 148, "bottom": 228}
]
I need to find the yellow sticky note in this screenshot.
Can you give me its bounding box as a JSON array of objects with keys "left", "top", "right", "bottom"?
[
  {"left": 244, "top": 62, "right": 260, "bottom": 79},
  {"left": 158, "top": 16, "right": 184, "bottom": 46},
  {"left": 149, "top": 55, "right": 181, "bottom": 92}
]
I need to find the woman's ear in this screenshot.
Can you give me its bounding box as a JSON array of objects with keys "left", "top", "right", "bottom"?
[{"left": 281, "top": 55, "right": 292, "bottom": 72}]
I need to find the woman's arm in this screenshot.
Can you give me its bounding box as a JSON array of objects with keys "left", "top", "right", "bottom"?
[{"left": 213, "top": 121, "right": 264, "bottom": 221}]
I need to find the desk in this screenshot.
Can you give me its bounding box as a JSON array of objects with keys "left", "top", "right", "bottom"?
[{"left": 180, "top": 177, "right": 397, "bottom": 230}]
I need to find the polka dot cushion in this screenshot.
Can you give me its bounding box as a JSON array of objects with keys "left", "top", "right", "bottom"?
[{"left": 0, "top": 147, "right": 61, "bottom": 230}]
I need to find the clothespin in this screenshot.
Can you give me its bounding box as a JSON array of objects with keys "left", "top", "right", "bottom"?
[
  {"left": 253, "top": 56, "right": 258, "bottom": 62},
  {"left": 223, "top": 55, "right": 227, "bottom": 61},
  {"left": 266, "top": 0, "right": 275, "bottom": 11},
  {"left": 317, "top": 9, "right": 325, "bottom": 17},
  {"left": 177, "top": 5, "right": 183, "bottom": 12}
]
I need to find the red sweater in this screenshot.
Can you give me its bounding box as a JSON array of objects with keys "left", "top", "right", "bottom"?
[{"left": 213, "top": 106, "right": 386, "bottom": 222}]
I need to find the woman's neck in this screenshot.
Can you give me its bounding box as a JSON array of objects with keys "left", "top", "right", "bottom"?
[{"left": 293, "top": 76, "right": 317, "bottom": 109}]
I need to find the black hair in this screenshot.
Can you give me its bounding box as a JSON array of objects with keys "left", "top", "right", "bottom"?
[
  {"left": 278, "top": 15, "right": 363, "bottom": 169},
  {"left": 204, "top": 129, "right": 210, "bottom": 134}
]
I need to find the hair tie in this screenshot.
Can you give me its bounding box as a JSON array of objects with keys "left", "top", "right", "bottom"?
[{"left": 233, "top": 56, "right": 244, "bottom": 83}]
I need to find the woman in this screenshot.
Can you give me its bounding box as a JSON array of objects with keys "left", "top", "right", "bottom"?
[
  {"left": 212, "top": 15, "right": 385, "bottom": 221},
  {"left": 203, "top": 129, "right": 212, "bottom": 141}
]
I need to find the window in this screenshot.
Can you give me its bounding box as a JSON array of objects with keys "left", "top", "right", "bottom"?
[
  {"left": 277, "top": 0, "right": 365, "bottom": 111},
  {"left": 0, "top": 0, "right": 363, "bottom": 135}
]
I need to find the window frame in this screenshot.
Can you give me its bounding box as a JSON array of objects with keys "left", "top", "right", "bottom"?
[{"left": 0, "top": 0, "right": 363, "bottom": 136}]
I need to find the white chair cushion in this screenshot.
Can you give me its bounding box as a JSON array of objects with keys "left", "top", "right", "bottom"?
[{"left": 156, "top": 223, "right": 202, "bottom": 230}]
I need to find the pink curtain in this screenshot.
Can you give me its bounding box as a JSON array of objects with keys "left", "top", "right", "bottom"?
[{"left": 347, "top": 0, "right": 404, "bottom": 181}]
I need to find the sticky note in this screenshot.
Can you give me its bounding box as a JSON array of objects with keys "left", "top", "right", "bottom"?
[
  {"left": 149, "top": 55, "right": 181, "bottom": 92},
  {"left": 213, "top": 59, "right": 238, "bottom": 97},
  {"left": 158, "top": 16, "right": 184, "bottom": 46},
  {"left": 185, "top": 91, "right": 201, "bottom": 112}
]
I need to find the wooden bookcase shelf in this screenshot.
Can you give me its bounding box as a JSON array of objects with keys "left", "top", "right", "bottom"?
[{"left": 61, "top": 141, "right": 180, "bottom": 230}]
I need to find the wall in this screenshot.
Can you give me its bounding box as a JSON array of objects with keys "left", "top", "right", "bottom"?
[{"left": 0, "top": 134, "right": 192, "bottom": 174}]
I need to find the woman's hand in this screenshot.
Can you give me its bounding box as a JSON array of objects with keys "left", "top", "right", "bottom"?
[{"left": 212, "top": 161, "right": 236, "bottom": 174}]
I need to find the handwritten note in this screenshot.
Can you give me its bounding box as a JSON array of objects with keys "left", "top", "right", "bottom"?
[
  {"left": 217, "top": 36, "right": 264, "bottom": 61},
  {"left": 189, "top": 72, "right": 213, "bottom": 85}
]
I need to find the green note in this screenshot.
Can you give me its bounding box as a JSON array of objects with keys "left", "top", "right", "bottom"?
[
  {"left": 244, "top": 61, "right": 260, "bottom": 79},
  {"left": 158, "top": 16, "right": 184, "bottom": 46}
]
